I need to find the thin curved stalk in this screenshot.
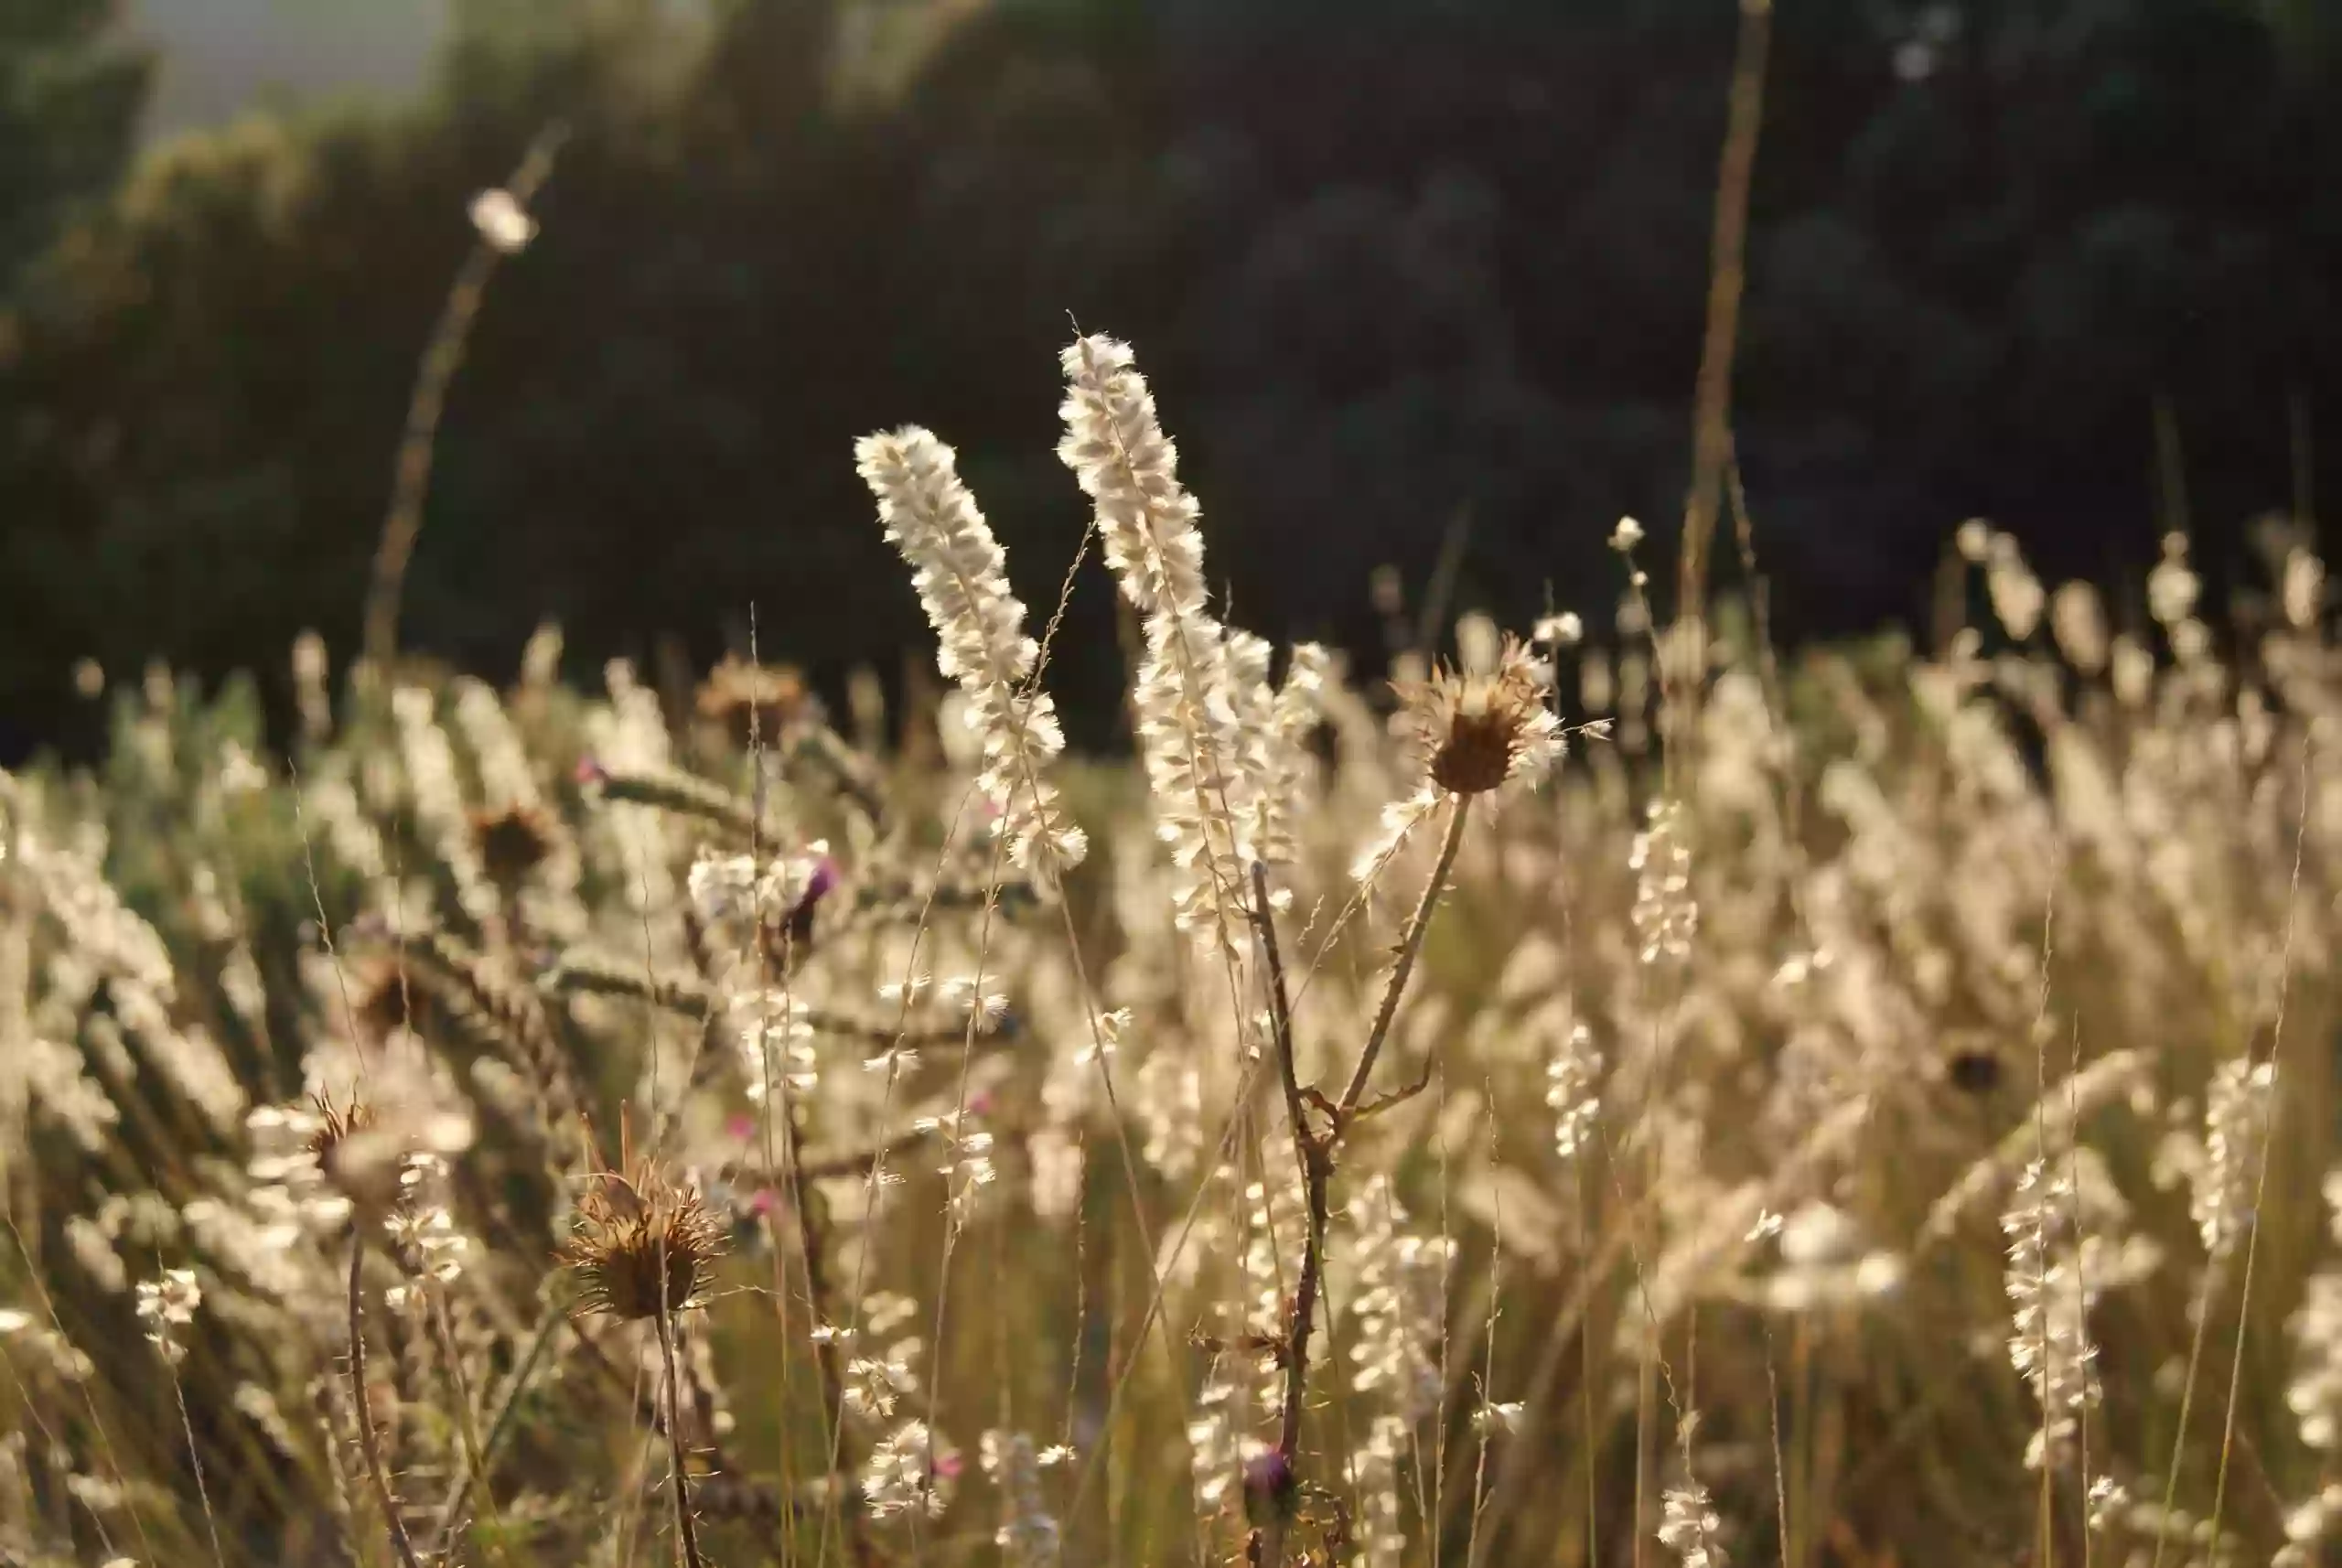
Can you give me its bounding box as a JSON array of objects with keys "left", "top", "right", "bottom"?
[
  {"left": 347, "top": 1233, "right": 424, "bottom": 1568},
  {"left": 656, "top": 1306, "right": 709, "bottom": 1568},
  {"left": 1337, "top": 797, "right": 1470, "bottom": 1117},
  {"left": 361, "top": 123, "right": 568, "bottom": 671},
  {"left": 433, "top": 1285, "right": 571, "bottom": 1553}
]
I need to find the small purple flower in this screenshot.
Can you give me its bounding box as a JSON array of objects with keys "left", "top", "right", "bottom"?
[
  {"left": 1241, "top": 1448, "right": 1297, "bottom": 1527},
  {"left": 725, "top": 1112, "right": 757, "bottom": 1143},
  {"left": 574, "top": 755, "right": 608, "bottom": 787},
  {"left": 784, "top": 853, "right": 842, "bottom": 947}
]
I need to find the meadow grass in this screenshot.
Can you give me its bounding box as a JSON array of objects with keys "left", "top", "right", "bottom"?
[{"left": 0, "top": 332, "right": 2336, "bottom": 1568}]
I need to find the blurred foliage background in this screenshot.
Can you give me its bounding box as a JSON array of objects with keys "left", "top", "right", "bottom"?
[{"left": 4, "top": 0, "right": 2340, "bottom": 760}]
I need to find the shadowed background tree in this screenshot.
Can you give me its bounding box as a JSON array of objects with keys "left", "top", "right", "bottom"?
[
  {"left": 2, "top": 0, "right": 2337, "bottom": 761},
  {"left": 0, "top": 0, "right": 152, "bottom": 763},
  {"left": 0, "top": 0, "right": 150, "bottom": 297}
]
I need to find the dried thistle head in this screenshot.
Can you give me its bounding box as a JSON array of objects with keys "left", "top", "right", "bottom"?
[
  {"left": 562, "top": 1134, "right": 726, "bottom": 1321},
  {"left": 468, "top": 802, "right": 557, "bottom": 886},
  {"left": 1945, "top": 1047, "right": 2004, "bottom": 1096},
  {"left": 1398, "top": 634, "right": 1563, "bottom": 796},
  {"left": 697, "top": 655, "right": 809, "bottom": 747},
  {"left": 300, "top": 1090, "right": 472, "bottom": 1224},
  {"left": 305, "top": 1092, "right": 376, "bottom": 1166}
]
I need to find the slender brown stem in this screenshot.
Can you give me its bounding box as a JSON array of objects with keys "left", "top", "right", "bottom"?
[
  {"left": 167, "top": 1361, "right": 227, "bottom": 1568},
  {"left": 427, "top": 1289, "right": 511, "bottom": 1563},
  {"left": 362, "top": 122, "right": 568, "bottom": 671},
  {"left": 656, "top": 1306, "right": 709, "bottom": 1568},
  {"left": 1248, "top": 863, "right": 1323, "bottom": 1566},
  {"left": 434, "top": 1285, "right": 570, "bottom": 1552},
  {"left": 346, "top": 1233, "right": 424, "bottom": 1568},
  {"left": 1672, "top": 0, "right": 1773, "bottom": 751},
  {"left": 1250, "top": 866, "right": 1313, "bottom": 1445},
  {"left": 776, "top": 1060, "right": 876, "bottom": 1564},
  {"left": 2205, "top": 745, "right": 2316, "bottom": 1554},
  {"left": 1249, "top": 789, "right": 1471, "bottom": 1563},
  {"left": 1337, "top": 798, "right": 1470, "bottom": 1117},
  {"left": 1765, "top": 1316, "right": 1791, "bottom": 1568}
]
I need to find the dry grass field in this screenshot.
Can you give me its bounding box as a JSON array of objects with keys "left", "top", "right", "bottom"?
[{"left": 2, "top": 331, "right": 2337, "bottom": 1568}]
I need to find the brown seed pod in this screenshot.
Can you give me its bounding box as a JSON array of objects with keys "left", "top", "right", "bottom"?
[
  {"left": 469, "top": 802, "right": 559, "bottom": 886},
  {"left": 561, "top": 1127, "right": 726, "bottom": 1321},
  {"left": 1396, "top": 634, "right": 1560, "bottom": 796}
]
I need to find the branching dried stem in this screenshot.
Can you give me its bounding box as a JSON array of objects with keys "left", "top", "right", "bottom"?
[
  {"left": 346, "top": 1232, "right": 424, "bottom": 1568},
  {"left": 1250, "top": 862, "right": 1330, "bottom": 1566},
  {"left": 1251, "top": 882, "right": 1311, "bottom": 1406},
  {"left": 1246, "top": 799, "right": 1470, "bottom": 1563}
]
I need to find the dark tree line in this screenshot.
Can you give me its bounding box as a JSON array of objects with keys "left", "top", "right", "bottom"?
[{"left": 4, "top": 0, "right": 2337, "bottom": 760}]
